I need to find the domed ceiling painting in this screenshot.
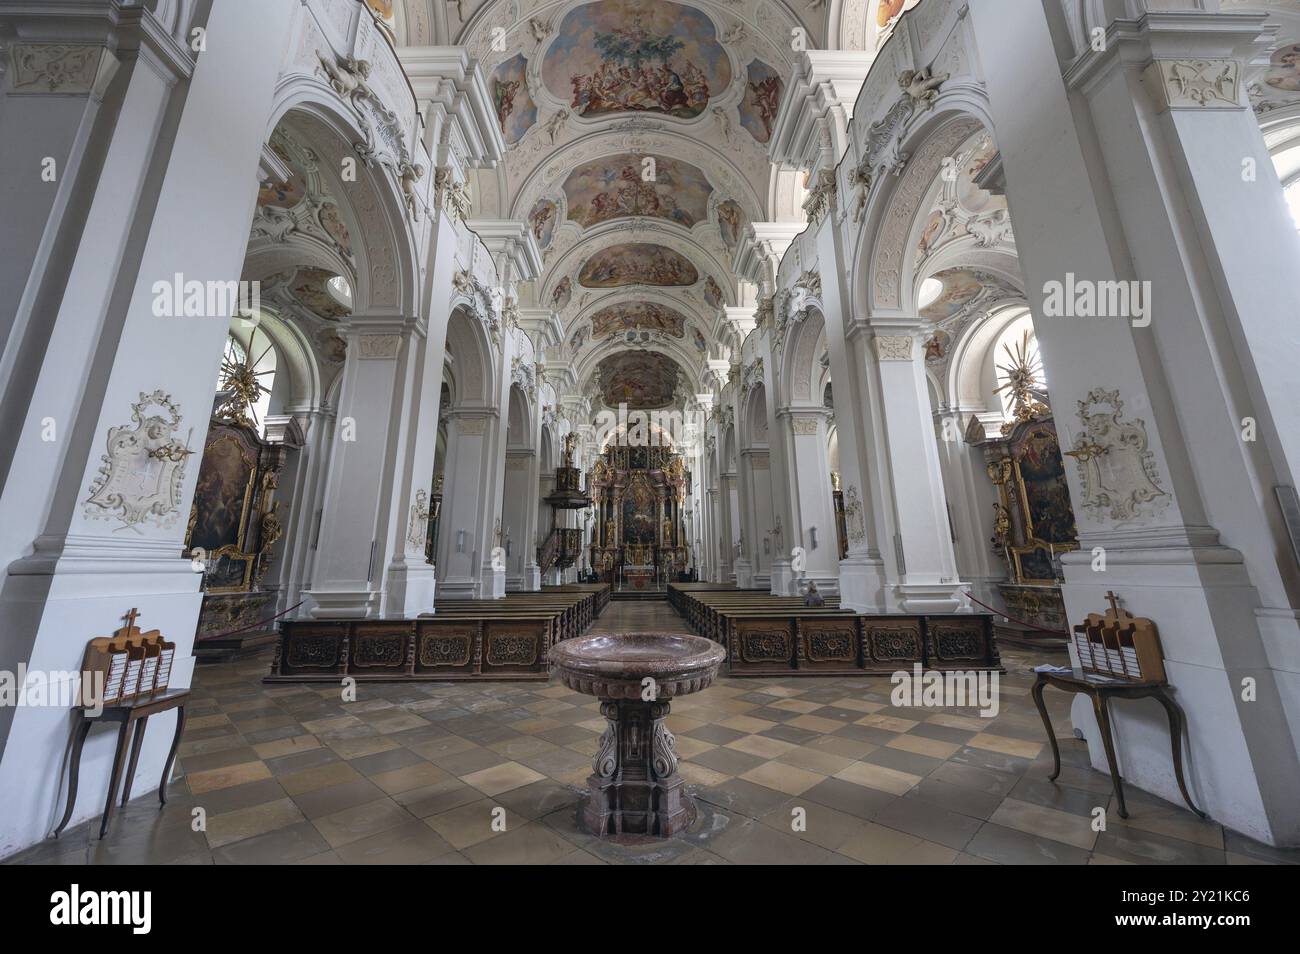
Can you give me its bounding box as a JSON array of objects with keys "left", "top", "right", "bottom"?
[
  {"left": 596, "top": 351, "right": 682, "bottom": 408},
  {"left": 590, "top": 302, "right": 687, "bottom": 338},
  {"left": 563, "top": 153, "right": 713, "bottom": 229},
  {"left": 542, "top": 0, "right": 731, "bottom": 120},
  {"left": 578, "top": 243, "right": 698, "bottom": 287}
]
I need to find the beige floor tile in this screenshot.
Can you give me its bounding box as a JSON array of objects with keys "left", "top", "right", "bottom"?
[
  {"left": 808, "top": 736, "right": 878, "bottom": 759},
  {"left": 462, "top": 761, "right": 547, "bottom": 796},
  {"left": 719, "top": 714, "right": 779, "bottom": 734},
  {"left": 187, "top": 761, "right": 272, "bottom": 795},
  {"left": 326, "top": 736, "right": 402, "bottom": 760},
  {"left": 990, "top": 797, "right": 1098, "bottom": 850},
  {"left": 888, "top": 734, "right": 961, "bottom": 759},
  {"left": 727, "top": 734, "right": 797, "bottom": 759},
  {"left": 301, "top": 715, "right": 363, "bottom": 734},
  {"left": 463, "top": 822, "right": 579, "bottom": 865},
  {"left": 511, "top": 717, "right": 564, "bottom": 733},
  {"left": 312, "top": 799, "right": 415, "bottom": 849},
  {"left": 740, "top": 761, "right": 825, "bottom": 796},
  {"left": 787, "top": 714, "right": 847, "bottom": 734},
  {"left": 279, "top": 761, "right": 362, "bottom": 796},
  {"left": 926, "top": 712, "right": 992, "bottom": 732},
  {"left": 1111, "top": 807, "right": 1224, "bottom": 851},
  {"left": 204, "top": 798, "right": 306, "bottom": 849},
  {"left": 665, "top": 717, "right": 707, "bottom": 733},
  {"left": 680, "top": 762, "right": 731, "bottom": 787},
  {"left": 371, "top": 762, "right": 452, "bottom": 795},
  {"left": 969, "top": 732, "right": 1043, "bottom": 759},
  {"left": 837, "top": 822, "right": 958, "bottom": 864},
  {"left": 833, "top": 761, "right": 921, "bottom": 796},
  {"left": 425, "top": 800, "right": 505, "bottom": 849},
  {"left": 769, "top": 699, "right": 823, "bottom": 714},
  {"left": 857, "top": 713, "right": 919, "bottom": 732},
  {"left": 674, "top": 736, "right": 717, "bottom": 759},
  {"left": 525, "top": 700, "right": 574, "bottom": 715},
  {"left": 829, "top": 698, "right": 886, "bottom": 714},
  {"left": 253, "top": 735, "right": 320, "bottom": 760},
  {"left": 776, "top": 747, "right": 855, "bottom": 776},
  {"left": 187, "top": 714, "right": 232, "bottom": 729}
]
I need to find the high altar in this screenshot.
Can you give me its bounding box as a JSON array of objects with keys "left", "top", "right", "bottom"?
[{"left": 588, "top": 443, "right": 690, "bottom": 590}]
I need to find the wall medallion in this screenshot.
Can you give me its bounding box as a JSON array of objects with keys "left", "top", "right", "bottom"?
[
  {"left": 1067, "top": 388, "right": 1170, "bottom": 524},
  {"left": 84, "top": 390, "right": 193, "bottom": 531}
]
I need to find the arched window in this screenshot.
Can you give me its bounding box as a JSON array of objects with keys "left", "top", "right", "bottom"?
[
  {"left": 991, "top": 312, "right": 1045, "bottom": 421},
  {"left": 216, "top": 322, "right": 277, "bottom": 435},
  {"left": 1285, "top": 179, "right": 1300, "bottom": 233}
]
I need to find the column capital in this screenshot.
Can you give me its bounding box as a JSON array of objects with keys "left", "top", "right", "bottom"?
[
  {"left": 1063, "top": 10, "right": 1271, "bottom": 101},
  {"left": 734, "top": 222, "right": 805, "bottom": 286},
  {"left": 769, "top": 51, "right": 876, "bottom": 175},
  {"left": 400, "top": 46, "right": 504, "bottom": 167},
  {"left": 465, "top": 219, "right": 543, "bottom": 284}
]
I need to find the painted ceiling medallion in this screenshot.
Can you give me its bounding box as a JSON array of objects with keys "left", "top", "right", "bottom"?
[
  {"left": 528, "top": 197, "right": 559, "bottom": 248},
  {"left": 739, "top": 60, "right": 783, "bottom": 144},
  {"left": 596, "top": 351, "right": 681, "bottom": 408},
  {"left": 590, "top": 301, "right": 687, "bottom": 338},
  {"left": 289, "top": 267, "right": 352, "bottom": 320},
  {"left": 542, "top": 0, "right": 731, "bottom": 121},
  {"left": 491, "top": 54, "right": 538, "bottom": 144},
  {"left": 563, "top": 153, "right": 712, "bottom": 228},
  {"left": 578, "top": 243, "right": 698, "bottom": 287}
]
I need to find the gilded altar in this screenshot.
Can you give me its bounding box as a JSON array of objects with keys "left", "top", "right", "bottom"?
[
  {"left": 186, "top": 417, "right": 295, "bottom": 659},
  {"left": 588, "top": 443, "right": 690, "bottom": 586},
  {"left": 970, "top": 413, "right": 1077, "bottom": 645}
]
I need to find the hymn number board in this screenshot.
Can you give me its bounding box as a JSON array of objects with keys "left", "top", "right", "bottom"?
[{"left": 79, "top": 609, "right": 176, "bottom": 707}]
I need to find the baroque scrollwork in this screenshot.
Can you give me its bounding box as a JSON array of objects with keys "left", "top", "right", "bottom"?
[
  {"left": 85, "top": 391, "right": 193, "bottom": 531},
  {"left": 1069, "top": 388, "right": 1170, "bottom": 523}
]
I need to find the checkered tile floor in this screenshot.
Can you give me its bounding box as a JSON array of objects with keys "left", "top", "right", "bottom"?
[{"left": 11, "top": 601, "right": 1297, "bottom": 865}]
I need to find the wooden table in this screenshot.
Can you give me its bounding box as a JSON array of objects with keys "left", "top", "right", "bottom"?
[
  {"left": 53, "top": 688, "right": 189, "bottom": 840},
  {"left": 1030, "top": 671, "right": 1203, "bottom": 820}
]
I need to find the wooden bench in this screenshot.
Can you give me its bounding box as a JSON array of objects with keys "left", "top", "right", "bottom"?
[
  {"left": 267, "top": 584, "right": 610, "bottom": 683},
  {"left": 668, "top": 584, "right": 1001, "bottom": 677}
]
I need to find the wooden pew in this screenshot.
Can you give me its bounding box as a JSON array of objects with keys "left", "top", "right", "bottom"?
[
  {"left": 667, "top": 584, "right": 1001, "bottom": 676},
  {"left": 268, "top": 584, "right": 611, "bottom": 684}
]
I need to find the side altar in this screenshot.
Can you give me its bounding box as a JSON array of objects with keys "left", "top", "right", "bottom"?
[{"left": 966, "top": 334, "right": 1077, "bottom": 651}]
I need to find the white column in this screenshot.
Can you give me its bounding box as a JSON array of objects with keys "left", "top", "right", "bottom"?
[
  {"left": 864, "top": 321, "right": 966, "bottom": 612},
  {"left": 779, "top": 407, "right": 840, "bottom": 594},
  {"left": 0, "top": 0, "right": 295, "bottom": 855},
  {"left": 306, "top": 320, "right": 422, "bottom": 618},
  {"left": 816, "top": 218, "right": 888, "bottom": 611},
  {"left": 970, "top": 0, "right": 1300, "bottom": 844},
  {"left": 933, "top": 406, "right": 1005, "bottom": 610}
]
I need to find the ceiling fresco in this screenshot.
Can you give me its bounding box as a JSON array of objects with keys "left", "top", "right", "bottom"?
[
  {"left": 491, "top": 54, "right": 538, "bottom": 144},
  {"left": 528, "top": 197, "right": 559, "bottom": 248},
  {"left": 442, "top": 0, "right": 819, "bottom": 413},
  {"left": 595, "top": 351, "right": 682, "bottom": 408},
  {"left": 578, "top": 243, "right": 699, "bottom": 287},
  {"left": 563, "top": 153, "right": 713, "bottom": 229},
  {"left": 542, "top": 0, "right": 732, "bottom": 120},
  {"left": 739, "top": 60, "right": 783, "bottom": 144},
  {"left": 590, "top": 301, "right": 688, "bottom": 338},
  {"left": 919, "top": 267, "right": 1023, "bottom": 370}
]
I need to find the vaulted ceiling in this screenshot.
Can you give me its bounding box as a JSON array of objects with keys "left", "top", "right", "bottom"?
[{"left": 367, "top": 0, "right": 916, "bottom": 409}]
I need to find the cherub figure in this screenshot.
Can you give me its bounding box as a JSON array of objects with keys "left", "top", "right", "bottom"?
[{"left": 900, "top": 66, "right": 948, "bottom": 109}]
